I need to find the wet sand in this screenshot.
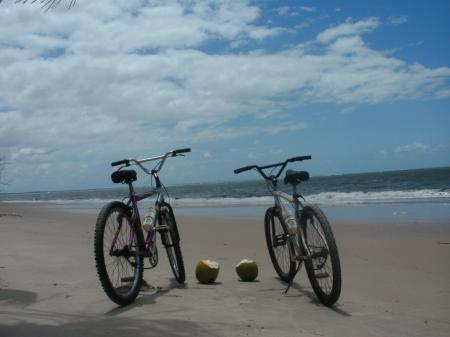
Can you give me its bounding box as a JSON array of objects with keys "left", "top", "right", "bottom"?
[{"left": 1, "top": 203, "right": 449, "bottom": 337}]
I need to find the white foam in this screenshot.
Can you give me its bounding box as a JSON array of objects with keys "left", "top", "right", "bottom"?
[
  {"left": 2, "top": 189, "right": 449, "bottom": 207},
  {"left": 170, "top": 197, "right": 274, "bottom": 207},
  {"left": 171, "top": 189, "right": 450, "bottom": 207},
  {"left": 306, "top": 189, "right": 450, "bottom": 205}
]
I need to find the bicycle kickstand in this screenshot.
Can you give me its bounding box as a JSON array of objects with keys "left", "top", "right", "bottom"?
[{"left": 284, "top": 262, "right": 302, "bottom": 294}]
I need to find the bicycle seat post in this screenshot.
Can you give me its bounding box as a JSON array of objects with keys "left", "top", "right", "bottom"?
[
  {"left": 127, "top": 182, "right": 135, "bottom": 197},
  {"left": 292, "top": 183, "right": 301, "bottom": 200}
]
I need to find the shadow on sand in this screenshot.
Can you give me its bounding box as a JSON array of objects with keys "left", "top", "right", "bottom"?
[
  {"left": 104, "top": 278, "right": 187, "bottom": 316},
  {"left": 0, "top": 282, "right": 216, "bottom": 337},
  {"left": 288, "top": 281, "right": 352, "bottom": 317},
  {"left": 0, "top": 288, "right": 38, "bottom": 307},
  {"left": 0, "top": 316, "right": 215, "bottom": 337}
]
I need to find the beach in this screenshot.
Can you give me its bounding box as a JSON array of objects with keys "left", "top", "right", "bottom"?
[{"left": 1, "top": 202, "right": 449, "bottom": 337}]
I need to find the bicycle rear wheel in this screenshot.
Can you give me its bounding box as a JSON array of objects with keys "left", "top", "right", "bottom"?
[
  {"left": 160, "top": 207, "right": 185, "bottom": 283},
  {"left": 301, "top": 205, "right": 341, "bottom": 306},
  {"left": 264, "top": 207, "right": 296, "bottom": 282},
  {"left": 94, "top": 201, "right": 144, "bottom": 306}
]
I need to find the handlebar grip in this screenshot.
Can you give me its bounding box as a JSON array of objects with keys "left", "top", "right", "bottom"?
[
  {"left": 111, "top": 159, "right": 129, "bottom": 167},
  {"left": 234, "top": 165, "right": 255, "bottom": 174},
  {"left": 172, "top": 148, "right": 191, "bottom": 156},
  {"left": 288, "top": 155, "right": 311, "bottom": 163}
]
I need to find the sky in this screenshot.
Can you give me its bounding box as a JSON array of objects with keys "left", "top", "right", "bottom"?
[{"left": 0, "top": 0, "right": 449, "bottom": 193}]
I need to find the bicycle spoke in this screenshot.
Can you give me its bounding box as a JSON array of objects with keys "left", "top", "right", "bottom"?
[
  {"left": 268, "top": 212, "right": 293, "bottom": 279},
  {"left": 305, "top": 214, "right": 334, "bottom": 295},
  {"left": 100, "top": 208, "right": 139, "bottom": 294}
]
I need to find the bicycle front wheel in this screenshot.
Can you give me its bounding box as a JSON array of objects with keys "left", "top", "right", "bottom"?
[
  {"left": 301, "top": 205, "right": 341, "bottom": 306},
  {"left": 94, "top": 201, "right": 144, "bottom": 306},
  {"left": 264, "top": 207, "right": 296, "bottom": 282},
  {"left": 160, "top": 207, "right": 185, "bottom": 283}
]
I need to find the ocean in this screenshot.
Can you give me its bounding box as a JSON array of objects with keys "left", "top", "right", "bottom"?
[{"left": 1, "top": 167, "right": 450, "bottom": 224}]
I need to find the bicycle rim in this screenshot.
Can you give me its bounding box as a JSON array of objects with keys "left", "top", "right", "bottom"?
[
  {"left": 302, "top": 205, "right": 341, "bottom": 306},
  {"left": 264, "top": 207, "right": 296, "bottom": 281},
  {"left": 95, "top": 202, "right": 143, "bottom": 305},
  {"left": 160, "top": 211, "right": 185, "bottom": 283}
]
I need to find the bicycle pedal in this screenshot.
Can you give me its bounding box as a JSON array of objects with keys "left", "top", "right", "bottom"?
[
  {"left": 314, "top": 272, "right": 330, "bottom": 279},
  {"left": 311, "top": 249, "right": 328, "bottom": 258},
  {"left": 155, "top": 225, "right": 168, "bottom": 231},
  {"left": 120, "top": 277, "right": 134, "bottom": 283}
]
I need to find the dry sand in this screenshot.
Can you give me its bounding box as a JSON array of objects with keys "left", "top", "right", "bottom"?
[{"left": 1, "top": 203, "right": 449, "bottom": 337}]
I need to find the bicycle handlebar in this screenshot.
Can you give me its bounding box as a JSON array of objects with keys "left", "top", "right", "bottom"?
[
  {"left": 172, "top": 148, "right": 191, "bottom": 156},
  {"left": 111, "top": 159, "right": 130, "bottom": 167},
  {"left": 288, "top": 155, "right": 311, "bottom": 162},
  {"left": 234, "top": 155, "right": 311, "bottom": 179},
  {"left": 233, "top": 165, "right": 257, "bottom": 174},
  {"left": 111, "top": 148, "right": 191, "bottom": 174}
]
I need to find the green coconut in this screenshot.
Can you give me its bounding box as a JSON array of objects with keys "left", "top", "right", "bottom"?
[
  {"left": 195, "top": 259, "right": 220, "bottom": 284},
  {"left": 236, "top": 259, "right": 258, "bottom": 282}
]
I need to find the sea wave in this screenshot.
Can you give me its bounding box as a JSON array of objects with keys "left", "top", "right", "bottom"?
[
  {"left": 2, "top": 189, "right": 450, "bottom": 207},
  {"left": 305, "top": 189, "right": 450, "bottom": 205},
  {"left": 171, "top": 189, "right": 450, "bottom": 207}
]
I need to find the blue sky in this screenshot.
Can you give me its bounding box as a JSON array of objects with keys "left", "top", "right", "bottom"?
[{"left": 0, "top": 0, "right": 449, "bottom": 192}]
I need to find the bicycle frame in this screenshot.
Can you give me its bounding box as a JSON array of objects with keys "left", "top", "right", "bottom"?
[
  {"left": 234, "top": 155, "right": 341, "bottom": 303},
  {"left": 274, "top": 185, "right": 331, "bottom": 264},
  {"left": 125, "top": 173, "right": 168, "bottom": 254},
  {"left": 110, "top": 148, "right": 191, "bottom": 257},
  {"left": 260, "top": 167, "right": 327, "bottom": 264},
  {"left": 265, "top": 179, "right": 311, "bottom": 260}
]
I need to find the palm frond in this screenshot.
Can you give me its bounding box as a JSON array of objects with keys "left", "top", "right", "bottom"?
[{"left": 0, "top": 0, "right": 76, "bottom": 10}]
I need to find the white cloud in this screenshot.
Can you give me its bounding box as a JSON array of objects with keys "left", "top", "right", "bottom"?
[
  {"left": 299, "top": 6, "right": 316, "bottom": 13},
  {"left": 276, "top": 6, "right": 290, "bottom": 16},
  {"left": 395, "top": 142, "right": 428, "bottom": 154},
  {"left": 389, "top": 16, "right": 408, "bottom": 25},
  {"left": 263, "top": 122, "right": 308, "bottom": 134},
  {"left": 248, "top": 152, "right": 263, "bottom": 160},
  {"left": 276, "top": 5, "right": 313, "bottom": 16},
  {"left": 317, "top": 17, "right": 380, "bottom": 43},
  {"left": 0, "top": 3, "right": 449, "bottom": 190},
  {"left": 379, "top": 143, "right": 447, "bottom": 159},
  {"left": 202, "top": 152, "right": 213, "bottom": 159}
]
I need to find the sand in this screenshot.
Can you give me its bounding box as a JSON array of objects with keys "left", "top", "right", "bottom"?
[{"left": 1, "top": 203, "right": 449, "bottom": 337}]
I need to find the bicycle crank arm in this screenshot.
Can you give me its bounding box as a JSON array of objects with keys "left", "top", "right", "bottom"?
[{"left": 314, "top": 272, "right": 330, "bottom": 279}]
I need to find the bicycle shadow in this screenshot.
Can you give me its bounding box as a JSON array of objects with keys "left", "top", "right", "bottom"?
[
  {"left": 104, "top": 278, "right": 186, "bottom": 316},
  {"left": 1, "top": 314, "right": 214, "bottom": 337},
  {"left": 0, "top": 288, "right": 38, "bottom": 308},
  {"left": 279, "top": 279, "right": 352, "bottom": 317}
]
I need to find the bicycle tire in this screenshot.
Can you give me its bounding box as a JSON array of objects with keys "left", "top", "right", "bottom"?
[
  {"left": 160, "top": 206, "right": 185, "bottom": 284},
  {"left": 301, "top": 204, "right": 341, "bottom": 306},
  {"left": 94, "top": 201, "right": 144, "bottom": 306},
  {"left": 264, "top": 207, "right": 296, "bottom": 282}
]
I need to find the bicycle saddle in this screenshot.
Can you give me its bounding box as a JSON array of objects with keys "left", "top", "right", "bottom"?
[
  {"left": 111, "top": 170, "right": 137, "bottom": 184},
  {"left": 284, "top": 170, "right": 310, "bottom": 185}
]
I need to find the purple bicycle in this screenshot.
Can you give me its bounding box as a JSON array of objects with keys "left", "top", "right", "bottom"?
[{"left": 94, "top": 148, "right": 190, "bottom": 305}]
